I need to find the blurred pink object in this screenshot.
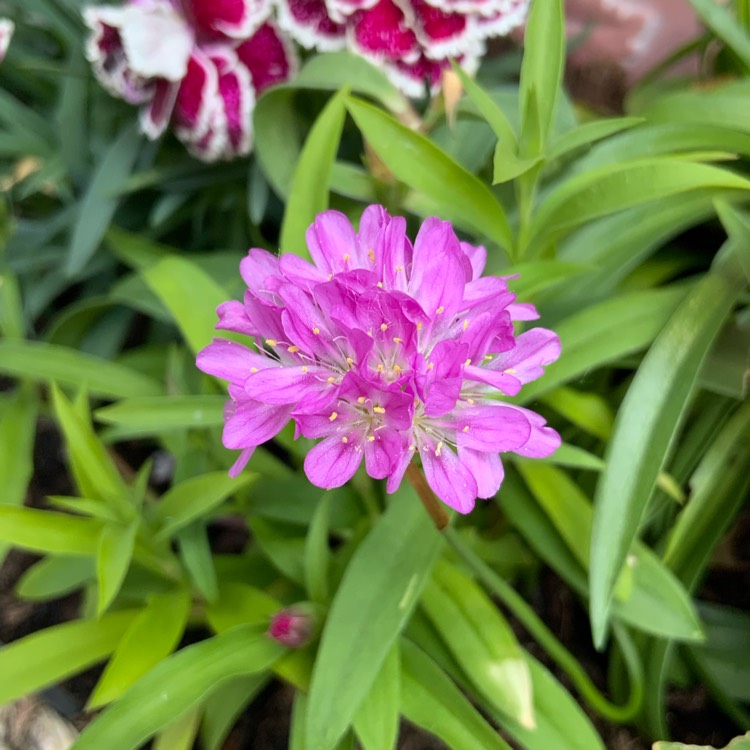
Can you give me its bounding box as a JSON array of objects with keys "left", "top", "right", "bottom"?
[
  {"left": 566, "top": 0, "right": 702, "bottom": 85},
  {"left": 0, "top": 19, "right": 14, "bottom": 63}
]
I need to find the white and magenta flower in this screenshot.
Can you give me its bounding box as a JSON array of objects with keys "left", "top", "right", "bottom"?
[
  {"left": 198, "top": 206, "right": 560, "bottom": 514},
  {"left": 275, "top": 0, "right": 529, "bottom": 96},
  {"left": 83, "top": 0, "right": 297, "bottom": 161},
  {"left": 0, "top": 19, "right": 14, "bottom": 63}
]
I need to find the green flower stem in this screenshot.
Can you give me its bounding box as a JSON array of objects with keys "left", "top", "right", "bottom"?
[
  {"left": 443, "top": 524, "right": 644, "bottom": 723},
  {"left": 405, "top": 464, "right": 450, "bottom": 530}
]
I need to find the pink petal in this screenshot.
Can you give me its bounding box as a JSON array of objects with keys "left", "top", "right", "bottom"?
[
  {"left": 213, "top": 47, "right": 255, "bottom": 156},
  {"left": 173, "top": 48, "right": 218, "bottom": 142},
  {"left": 383, "top": 54, "right": 445, "bottom": 97},
  {"left": 458, "top": 445, "right": 504, "bottom": 499},
  {"left": 244, "top": 365, "right": 330, "bottom": 404},
  {"left": 418, "top": 437, "right": 477, "bottom": 513},
  {"left": 349, "top": 0, "right": 420, "bottom": 62},
  {"left": 304, "top": 435, "right": 363, "bottom": 488},
  {"left": 461, "top": 241, "right": 486, "bottom": 279},
  {"left": 229, "top": 446, "right": 256, "bottom": 477},
  {"left": 197, "top": 339, "right": 271, "bottom": 385},
  {"left": 305, "top": 210, "right": 359, "bottom": 275},
  {"left": 188, "top": 0, "right": 270, "bottom": 39},
  {"left": 236, "top": 21, "right": 298, "bottom": 95},
  {"left": 223, "top": 399, "right": 292, "bottom": 449},
  {"left": 139, "top": 79, "right": 179, "bottom": 139},
  {"left": 455, "top": 403, "right": 531, "bottom": 453},
  {"left": 505, "top": 405, "right": 561, "bottom": 458},
  {"left": 364, "top": 429, "right": 404, "bottom": 480},
  {"left": 324, "top": 0, "right": 378, "bottom": 23},
  {"left": 0, "top": 19, "right": 15, "bottom": 63},
  {"left": 410, "top": 0, "right": 474, "bottom": 59},
  {"left": 216, "top": 299, "right": 257, "bottom": 336},
  {"left": 276, "top": 0, "right": 347, "bottom": 51}
]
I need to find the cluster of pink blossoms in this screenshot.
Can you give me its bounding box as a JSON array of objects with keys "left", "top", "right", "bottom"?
[
  {"left": 83, "top": 0, "right": 297, "bottom": 161},
  {"left": 197, "top": 207, "right": 560, "bottom": 513},
  {"left": 277, "top": 0, "right": 528, "bottom": 96}
]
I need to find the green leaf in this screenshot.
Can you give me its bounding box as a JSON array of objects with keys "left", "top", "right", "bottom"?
[
  {"left": 654, "top": 733, "right": 750, "bottom": 750},
  {"left": 177, "top": 521, "right": 220, "bottom": 603},
  {"left": 72, "top": 625, "right": 286, "bottom": 750},
  {"left": 205, "top": 582, "right": 280, "bottom": 634},
  {"left": 353, "top": 645, "right": 400, "bottom": 750},
  {"left": 305, "top": 484, "right": 444, "bottom": 750},
  {"left": 0, "top": 388, "right": 37, "bottom": 509},
  {"left": 97, "top": 521, "right": 139, "bottom": 615},
  {"left": 500, "top": 260, "right": 590, "bottom": 296},
  {"left": 280, "top": 89, "right": 347, "bottom": 258},
  {"left": 304, "top": 492, "right": 332, "bottom": 604},
  {"left": 153, "top": 707, "right": 202, "bottom": 750},
  {"left": 15, "top": 556, "right": 95, "bottom": 601},
  {"left": 400, "top": 640, "right": 513, "bottom": 750},
  {"left": 155, "top": 471, "right": 255, "bottom": 539},
  {"left": 546, "top": 117, "right": 644, "bottom": 162},
  {"left": 95, "top": 395, "right": 225, "bottom": 434},
  {"left": 589, "top": 254, "right": 747, "bottom": 646},
  {"left": 345, "top": 96, "right": 513, "bottom": 254},
  {"left": 67, "top": 124, "right": 141, "bottom": 276},
  {"left": 0, "top": 506, "right": 103, "bottom": 555},
  {"left": 715, "top": 200, "right": 750, "bottom": 282},
  {"left": 689, "top": 0, "right": 750, "bottom": 69},
  {"left": 89, "top": 590, "right": 192, "bottom": 708},
  {"left": 518, "top": 0, "right": 564, "bottom": 154},
  {"left": 0, "top": 340, "right": 162, "bottom": 398},
  {"left": 421, "top": 559, "right": 534, "bottom": 728},
  {"left": 201, "top": 675, "right": 270, "bottom": 750},
  {"left": 540, "top": 386, "right": 613, "bottom": 441},
  {"left": 0, "top": 611, "right": 138, "bottom": 705},
  {"left": 0, "top": 270, "right": 25, "bottom": 339},
  {"left": 141, "top": 256, "right": 231, "bottom": 355}
]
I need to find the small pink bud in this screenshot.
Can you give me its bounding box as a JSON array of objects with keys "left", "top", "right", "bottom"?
[{"left": 267, "top": 603, "right": 322, "bottom": 648}]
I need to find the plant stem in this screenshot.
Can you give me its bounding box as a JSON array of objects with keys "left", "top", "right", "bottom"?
[
  {"left": 443, "top": 525, "right": 644, "bottom": 723},
  {"left": 404, "top": 464, "right": 450, "bottom": 530}
]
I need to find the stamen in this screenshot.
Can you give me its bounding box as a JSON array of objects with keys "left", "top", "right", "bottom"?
[
  {"left": 427, "top": 362, "right": 434, "bottom": 370},
  {"left": 435, "top": 306, "right": 444, "bottom": 315},
  {"left": 343, "top": 253, "right": 350, "bottom": 262},
  {"left": 467, "top": 398, "right": 475, "bottom": 404},
  {"left": 465, "top": 358, "right": 472, "bottom": 366},
  {"left": 329, "top": 411, "right": 338, "bottom": 421},
  {"left": 392, "top": 337, "right": 402, "bottom": 344},
  {"left": 357, "top": 396, "right": 366, "bottom": 404},
  {"left": 392, "top": 364, "right": 402, "bottom": 375},
  {"left": 302, "top": 366, "right": 309, "bottom": 373},
  {"left": 341, "top": 436, "right": 349, "bottom": 443},
  {"left": 376, "top": 364, "right": 384, "bottom": 373},
  {"left": 312, "top": 326, "right": 320, "bottom": 335},
  {"left": 250, "top": 367, "right": 258, "bottom": 373},
  {"left": 395, "top": 265, "right": 404, "bottom": 271},
  {"left": 265, "top": 339, "right": 278, "bottom": 346},
  {"left": 409, "top": 444, "right": 416, "bottom": 451},
  {"left": 377, "top": 282, "right": 383, "bottom": 288},
  {"left": 373, "top": 406, "right": 386, "bottom": 414},
  {"left": 463, "top": 319, "right": 469, "bottom": 331},
  {"left": 380, "top": 323, "right": 388, "bottom": 332},
  {"left": 435, "top": 441, "right": 443, "bottom": 456},
  {"left": 368, "top": 249, "right": 376, "bottom": 262},
  {"left": 287, "top": 345, "right": 300, "bottom": 353},
  {"left": 346, "top": 357, "right": 355, "bottom": 366},
  {"left": 327, "top": 376, "right": 336, "bottom": 384},
  {"left": 416, "top": 322, "right": 423, "bottom": 331},
  {"left": 367, "top": 435, "right": 375, "bottom": 442},
  {"left": 462, "top": 425, "right": 470, "bottom": 432},
  {"left": 505, "top": 368, "right": 517, "bottom": 374}
]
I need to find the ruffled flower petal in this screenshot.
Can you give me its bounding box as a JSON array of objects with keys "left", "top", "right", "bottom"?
[
  {"left": 139, "top": 79, "right": 180, "bottom": 139},
  {"left": 410, "top": 0, "right": 474, "bottom": 59},
  {"left": 236, "top": 20, "right": 299, "bottom": 94},
  {"left": 189, "top": 0, "right": 270, "bottom": 39},
  {"left": 276, "top": 0, "right": 347, "bottom": 51},
  {"left": 349, "top": 0, "right": 420, "bottom": 63}
]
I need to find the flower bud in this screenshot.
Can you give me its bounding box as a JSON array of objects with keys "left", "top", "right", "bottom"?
[{"left": 267, "top": 603, "right": 323, "bottom": 648}]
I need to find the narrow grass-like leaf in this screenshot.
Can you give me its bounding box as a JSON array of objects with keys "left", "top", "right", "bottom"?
[
  {"left": 89, "top": 589, "right": 192, "bottom": 708},
  {"left": 540, "top": 387, "right": 613, "bottom": 440},
  {"left": 346, "top": 96, "right": 513, "bottom": 253},
  {"left": 304, "top": 492, "right": 332, "bottom": 603},
  {"left": 688, "top": 0, "right": 750, "bottom": 69},
  {"left": 0, "top": 270, "right": 25, "bottom": 339},
  {"left": 400, "top": 640, "right": 513, "bottom": 750},
  {"left": 305, "top": 483, "right": 444, "bottom": 750},
  {"left": 205, "top": 582, "right": 280, "bottom": 634},
  {"left": 0, "top": 506, "right": 102, "bottom": 555},
  {"left": 589, "top": 251, "right": 747, "bottom": 646},
  {"left": 0, "top": 611, "right": 138, "bottom": 705},
  {"left": 254, "top": 88, "right": 301, "bottom": 197},
  {"left": 654, "top": 734, "right": 750, "bottom": 750},
  {"left": 96, "top": 521, "right": 138, "bottom": 615},
  {"left": 67, "top": 124, "right": 141, "bottom": 276},
  {"left": 0, "top": 340, "right": 162, "bottom": 398},
  {"left": 177, "top": 521, "right": 219, "bottom": 603},
  {"left": 0, "top": 388, "right": 37, "bottom": 510},
  {"left": 280, "top": 89, "right": 347, "bottom": 257},
  {"left": 16, "top": 556, "right": 95, "bottom": 601},
  {"left": 72, "top": 625, "right": 286, "bottom": 750},
  {"left": 201, "top": 675, "right": 270, "bottom": 750},
  {"left": 353, "top": 645, "right": 400, "bottom": 750},
  {"left": 153, "top": 707, "right": 202, "bottom": 750},
  {"left": 546, "top": 117, "right": 644, "bottom": 162},
  {"left": 95, "top": 395, "right": 225, "bottom": 433},
  {"left": 155, "top": 472, "right": 254, "bottom": 539}
]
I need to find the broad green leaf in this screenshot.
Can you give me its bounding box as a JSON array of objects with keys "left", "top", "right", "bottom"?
[
  {"left": 0, "top": 340, "right": 163, "bottom": 398},
  {"left": 715, "top": 200, "right": 750, "bottom": 282},
  {"left": 304, "top": 492, "right": 332, "bottom": 603},
  {"left": 514, "top": 286, "right": 687, "bottom": 404},
  {"left": 529, "top": 159, "right": 750, "bottom": 252},
  {"left": 142, "top": 256, "right": 230, "bottom": 355},
  {"left": 0, "top": 388, "right": 37, "bottom": 509},
  {"left": 95, "top": 395, "right": 225, "bottom": 434},
  {"left": 689, "top": 0, "right": 750, "bottom": 69},
  {"left": 155, "top": 472, "right": 255, "bottom": 539},
  {"left": 96, "top": 521, "right": 139, "bottom": 615},
  {"left": 105, "top": 227, "right": 171, "bottom": 269},
  {"left": 0, "top": 611, "right": 138, "bottom": 705},
  {"left": 201, "top": 675, "right": 270, "bottom": 750},
  {"left": 421, "top": 559, "right": 534, "bottom": 728},
  {"left": 518, "top": 0, "right": 564, "bottom": 154},
  {"left": 499, "top": 260, "right": 590, "bottom": 297},
  {"left": 153, "top": 707, "right": 202, "bottom": 750},
  {"left": 654, "top": 734, "right": 750, "bottom": 750},
  {"left": 400, "top": 640, "right": 513, "bottom": 750},
  {"left": 345, "top": 96, "right": 513, "bottom": 253},
  {"left": 539, "top": 442, "right": 605, "bottom": 472},
  {"left": 72, "top": 625, "right": 286, "bottom": 750},
  {"left": 205, "top": 582, "right": 280, "bottom": 634},
  {"left": 540, "top": 386, "right": 613, "bottom": 440},
  {"left": 589, "top": 252, "right": 747, "bottom": 646},
  {"left": 177, "top": 521, "right": 219, "bottom": 603},
  {"left": 0, "top": 506, "right": 102, "bottom": 555},
  {"left": 280, "top": 89, "right": 347, "bottom": 257},
  {"left": 67, "top": 124, "right": 141, "bottom": 276},
  {"left": 15, "top": 556, "right": 95, "bottom": 601},
  {"left": 546, "top": 117, "right": 644, "bottom": 162},
  {"left": 89, "top": 589, "right": 192, "bottom": 708},
  {"left": 305, "top": 483, "right": 444, "bottom": 750},
  {"left": 249, "top": 516, "right": 307, "bottom": 584},
  {"left": 0, "top": 270, "right": 25, "bottom": 339},
  {"left": 353, "top": 645, "right": 400, "bottom": 750}
]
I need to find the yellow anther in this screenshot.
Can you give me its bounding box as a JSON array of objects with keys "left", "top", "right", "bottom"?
[
  {"left": 287, "top": 345, "right": 300, "bottom": 353},
  {"left": 265, "top": 338, "right": 278, "bottom": 346},
  {"left": 327, "top": 376, "right": 336, "bottom": 384},
  {"left": 467, "top": 398, "right": 475, "bottom": 404},
  {"left": 357, "top": 396, "right": 366, "bottom": 404},
  {"left": 343, "top": 253, "right": 350, "bottom": 262},
  {"left": 380, "top": 323, "right": 388, "bottom": 331},
  {"left": 409, "top": 444, "right": 416, "bottom": 451},
  {"left": 341, "top": 436, "right": 349, "bottom": 443},
  {"left": 377, "top": 282, "right": 383, "bottom": 288},
  {"left": 463, "top": 319, "right": 469, "bottom": 331},
  {"left": 435, "top": 306, "right": 444, "bottom": 315},
  {"left": 393, "top": 337, "right": 403, "bottom": 344},
  {"left": 504, "top": 368, "right": 517, "bottom": 374},
  {"left": 302, "top": 366, "right": 309, "bottom": 373},
  {"left": 462, "top": 425, "right": 470, "bottom": 433},
  {"left": 435, "top": 441, "right": 443, "bottom": 457},
  {"left": 329, "top": 411, "right": 338, "bottom": 421},
  {"left": 373, "top": 406, "right": 386, "bottom": 414},
  {"left": 346, "top": 357, "right": 355, "bottom": 366},
  {"left": 395, "top": 265, "right": 404, "bottom": 271},
  {"left": 377, "top": 363, "right": 385, "bottom": 373},
  {"left": 367, "top": 435, "right": 375, "bottom": 442},
  {"left": 427, "top": 362, "right": 434, "bottom": 370},
  {"left": 328, "top": 273, "right": 333, "bottom": 280},
  {"left": 312, "top": 326, "right": 320, "bottom": 335},
  {"left": 484, "top": 354, "right": 494, "bottom": 361},
  {"left": 250, "top": 367, "right": 258, "bottom": 373},
  {"left": 416, "top": 321, "right": 423, "bottom": 331},
  {"left": 368, "top": 249, "right": 376, "bottom": 262},
  {"left": 465, "top": 358, "right": 472, "bottom": 366},
  {"left": 392, "top": 364, "right": 402, "bottom": 375}
]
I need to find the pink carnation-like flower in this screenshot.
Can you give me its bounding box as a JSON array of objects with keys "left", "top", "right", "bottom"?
[
  {"left": 0, "top": 19, "right": 14, "bottom": 63},
  {"left": 83, "top": 0, "right": 297, "bottom": 161},
  {"left": 275, "top": 0, "right": 529, "bottom": 96},
  {"left": 198, "top": 206, "right": 560, "bottom": 514}
]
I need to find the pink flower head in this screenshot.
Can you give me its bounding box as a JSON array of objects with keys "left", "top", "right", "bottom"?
[
  {"left": 0, "top": 19, "right": 15, "bottom": 64},
  {"left": 83, "top": 0, "right": 297, "bottom": 161},
  {"left": 267, "top": 603, "right": 322, "bottom": 647},
  {"left": 275, "top": 0, "right": 529, "bottom": 96},
  {"left": 198, "top": 207, "right": 560, "bottom": 514}
]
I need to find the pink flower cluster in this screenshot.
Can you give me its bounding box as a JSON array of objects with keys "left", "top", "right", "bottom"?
[
  {"left": 83, "top": 0, "right": 297, "bottom": 161},
  {"left": 198, "top": 206, "right": 560, "bottom": 513},
  {"left": 276, "top": 0, "right": 529, "bottom": 96}
]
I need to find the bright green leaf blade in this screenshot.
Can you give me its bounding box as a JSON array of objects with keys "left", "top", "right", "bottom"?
[
  {"left": 715, "top": 200, "right": 750, "bottom": 282},
  {"left": 540, "top": 386, "right": 613, "bottom": 440},
  {"left": 95, "top": 395, "right": 225, "bottom": 434},
  {"left": 0, "top": 388, "right": 37, "bottom": 511},
  {"left": 89, "top": 589, "right": 192, "bottom": 708},
  {"left": 0, "top": 340, "right": 162, "bottom": 398},
  {"left": 0, "top": 270, "right": 25, "bottom": 339},
  {"left": 177, "top": 521, "right": 219, "bottom": 603},
  {"left": 546, "top": 117, "right": 644, "bottom": 162},
  {"left": 15, "top": 556, "right": 95, "bottom": 601},
  {"left": 345, "top": 96, "right": 513, "bottom": 253},
  {"left": 304, "top": 492, "right": 332, "bottom": 604},
  {"left": 153, "top": 707, "right": 202, "bottom": 750},
  {"left": 353, "top": 645, "right": 400, "bottom": 750},
  {"left": 305, "top": 484, "right": 444, "bottom": 750},
  {"left": 0, "top": 611, "right": 138, "bottom": 705},
  {"left": 0, "top": 506, "right": 103, "bottom": 555},
  {"left": 280, "top": 89, "right": 347, "bottom": 258},
  {"left": 141, "top": 256, "right": 230, "bottom": 355},
  {"left": 500, "top": 260, "right": 590, "bottom": 297},
  {"left": 401, "top": 639, "right": 513, "bottom": 750},
  {"left": 155, "top": 472, "right": 255, "bottom": 539},
  {"left": 67, "top": 124, "right": 141, "bottom": 276},
  {"left": 589, "top": 253, "right": 747, "bottom": 646},
  {"left": 96, "top": 521, "right": 138, "bottom": 615},
  {"left": 205, "top": 582, "right": 280, "bottom": 634},
  {"left": 72, "top": 625, "right": 286, "bottom": 750},
  {"left": 654, "top": 733, "right": 750, "bottom": 750},
  {"left": 689, "top": 0, "right": 750, "bottom": 68}
]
